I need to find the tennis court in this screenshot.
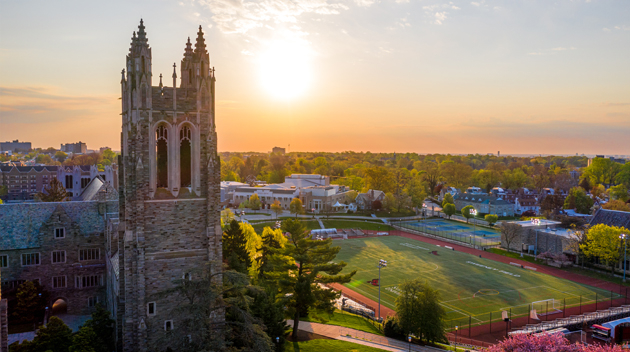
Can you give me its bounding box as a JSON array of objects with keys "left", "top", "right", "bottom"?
[{"left": 396, "top": 218, "right": 501, "bottom": 246}]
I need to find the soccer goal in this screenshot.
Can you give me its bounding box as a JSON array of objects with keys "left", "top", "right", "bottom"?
[{"left": 531, "top": 299, "right": 563, "bottom": 316}]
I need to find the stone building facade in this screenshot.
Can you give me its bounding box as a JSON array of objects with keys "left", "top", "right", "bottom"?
[
  {"left": 115, "top": 20, "right": 222, "bottom": 351},
  {"left": 0, "top": 201, "right": 116, "bottom": 315}
]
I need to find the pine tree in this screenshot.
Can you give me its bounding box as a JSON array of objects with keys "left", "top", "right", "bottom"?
[
  {"left": 223, "top": 220, "right": 251, "bottom": 272},
  {"left": 257, "top": 228, "right": 283, "bottom": 280},
  {"left": 31, "top": 316, "right": 73, "bottom": 352},
  {"left": 69, "top": 326, "right": 97, "bottom": 352},
  {"left": 81, "top": 304, "right": 115, "bottom": 352},
  {"left": 269, "top": 219, "right": 356, "bottom": 338}
]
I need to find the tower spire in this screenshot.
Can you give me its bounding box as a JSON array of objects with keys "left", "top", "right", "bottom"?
[{"left": 194, "top": 25, "right": 207, "bottom": 57}]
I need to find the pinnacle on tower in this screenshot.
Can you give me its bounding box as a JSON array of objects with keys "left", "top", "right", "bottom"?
[
  {"left": 194, "top": 25, "right": 207, "bottom": 57},
  {"left": 184, "top": 37, "right": 193, "bottom": 57}
]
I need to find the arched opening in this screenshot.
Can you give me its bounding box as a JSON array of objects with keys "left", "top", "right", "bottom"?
[
  {"left": 142, "top": 56, "right": 146, "bottom": 73},
  {"left": 180, "top": 125, "right": 192, "bottom": 188},
  {"left": 52, "top": 298, "right": 68, "bottom": 316},
  {"left": 188, "top": 69, "right": 193, "bottom": 85},
  {"left": 201, "top": 61, "right": 205, "bottom": 77},
  {"left": 156, "top": 124, "right": 168, "bottom": 188}
]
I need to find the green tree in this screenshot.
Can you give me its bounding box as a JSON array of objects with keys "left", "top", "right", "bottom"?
[
  {"left": 591, "top": 184, "right": 606, "bottom": 201},
  {"left": 37, "top": 177, "right": 67, "bottom": 202},
  {"left": 221, "top": 208, "right": 235, "bottom": 228},
  {"left": 69, "top": 326, "right": 97, "bottom": 352},
  {"left": 223, "top": 220, "right": 251, "bottom": 273},
  {"left": 289, "top": 198, "right": 304, "bottom": 218},
  {"left": 271, "top": 200, "right": 283, "bottom": 218},
  {"left": 406, "top": 177, "right": 427, "bottom": 212},
  {"left": 345, "top": 190, "right": 359, "bottom": 203},
  {"left": 442, "top": 203, "right": 456, "bottom": 219},
  {"left": 440, "top": 162, "right": 472, "bottom": 189},
  {"left": 461, "top": 205, "right": 474, "bottom": 223},
  {"left": 31, "top": 316, "right": 73, "bottom": 352},
  {"left": 249, "top": 193, "right": 262, "bottom": 210},
  {"left": 249, "top": 288, "right": 289, "bottom": 351},
  {"left": 485, "top": 214, "right": 498, "bottom": 226},
  {"left": 608, "top": 184, "right": 629, "bottom": 202},
  {"left": 12, "top": 281, "right": 49, "bottom": 324},
  {"left": 365, "top": 166, "right": 394, "bottom": 193},
  {"left": 616, "top": 163, "right": 630, "bottom": 189},
  {"left": 271, "top": 219, "right": 356, "bottom": 338},
  {"left": 502, "top": 168, "right": 529, "bottom": 190},
  {"left": 421, "top": 162, "right": 441, "bottom": 196},
  {"left": 54, "top": 151, "right": 68, "bottom": 163},
  {"left": 583, "top": 157, "right": 621, "bottom": 186},
  {"left": 442, "top": 193, "right": 454, "bottom": 207},
  {"left": 80, "top": 304, "right": 115, "bottom": 352},
  {"left": 579, "top": 177, "right": 592, "bottom": 193},
  {"left": 581, "top": 224, "right": 628, "bottom": 275},
  {"left": 35, "top": 154, "right": 53, "bottom": 165},
  {"left": 563, "top": 187, "right": 594, "bottom": 214},
  {"left": 395, "top": 279, "right": 446, "bottom": 343},
  {"left": 257, "top": 227, "right": 286, "bottom": 280}
]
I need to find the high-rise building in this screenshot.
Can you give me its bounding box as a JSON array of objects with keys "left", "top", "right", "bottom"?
[
  {"left": 0, "top": 140, "right": 31, "bottom": 153},
  {"left": 60, "top": 141, "right": 88, "bottom": 154},
  {"left": 115, "top": 20, "right": 222, "bottom": 351}
]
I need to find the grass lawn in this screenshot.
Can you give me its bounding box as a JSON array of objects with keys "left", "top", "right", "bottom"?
[
  {"left": 335, "top": 236, "right": 620, "bottom": 329},
  {"left": 252, "top": 220, "right": 320, "bottom": 234},
  {"left": 301, "top": 310, "right": 383, "bottom": 335},
  {"left": 322, "top": 220, "right": 393, "bottom": 232},
  {"left": 284, "top": 339, "right": 389, "bottom": 352}
]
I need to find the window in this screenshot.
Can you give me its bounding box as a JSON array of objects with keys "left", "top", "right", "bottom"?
[
  {"left": 156, "top": 124, "right": 169, "bottom": 188},
  {"left": 55, "top": 228, "right": 65, "bottom": 239},
  {"left": 164, "top": 320, "right": 174, "bottom": 331},
  {"left": 180, "top": 125, "right": 192, "bottom": 188},
  {"left": 81, "top": 178, "right": 91, "bottom": 188},
  {"left": 79, "top": 248, "right": 100, "bottom": 261},
  {"left": 183, "top": 273, "right": 192, "bottom": 281},
  {"left": 88, "top": 296, "right": 100, "bottom": 307},
  {"left": 0, "top": 255, "right": 7, "bottom": 268},
  {"left": 21, "top": 253, "right": 40, "bottom": 266},
  {"left": 52, "top": 276, "right": 67, "bottom": 288},
  {"left": 65, "top": 175, "right": 73, "bottom": 188},
  {"left": 52, "top": 250, "right": 66, "bottom": 264},
  {"left": 76, "top": 275, "right": 102, "bottom": 288},
  {"left": 6, "top": 280, "right": 26, "bottom": 290},
  {"left": 147, "top": 302, "right": 156, "bottom": 316}
]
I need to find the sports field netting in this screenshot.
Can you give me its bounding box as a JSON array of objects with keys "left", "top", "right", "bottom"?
[
  {"left": 396, "top": 219, "right": 501, "bottom": 246},
  {"left": 335, "top": 236, "right": 623, "bottom": 330}
]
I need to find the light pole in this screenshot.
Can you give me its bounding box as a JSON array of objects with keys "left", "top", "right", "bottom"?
[
  {"left": 531, "top": 218, "right": 540, "bottom": 257},
  {"left": 275, "top": 337, "right": 280, "bottom": 352},
  {"left": 621, "top": 234, "right": 628, "bottom": 282},
  {"left": 455, "top": 326, "right": 458, "bottom": 346},
  {"left": 408, "top": 335, "right": 412, "bottom": 352},
  {"left": 378, "top": 259, "right": 387, "bottom": 319},
  {"left": 470, "top": 208, "right": 477, "bottom": 246},
  {"left": 422, "top": 203, "right": 427, "bottom": 233}
]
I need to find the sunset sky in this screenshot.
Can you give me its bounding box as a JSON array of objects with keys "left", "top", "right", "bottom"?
[{"left": 1, "top": 0, "right": 629, "bottom": 155}]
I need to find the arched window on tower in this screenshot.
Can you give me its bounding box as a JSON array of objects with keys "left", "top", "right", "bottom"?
[
  {"left": 188, "top": 69, "right": 193, "bottom": 86},
  {"left": 156, "top": 124, "right": 168, "bottom": 188},
  {"left": 180, "top": 125, "right": 192, "bottom": 188},
  {"left": 201, "top": 62, "right": 205, "bottom": 77},
  {"left": 142, "top": 57, "right": 146, "bottom": 73}
]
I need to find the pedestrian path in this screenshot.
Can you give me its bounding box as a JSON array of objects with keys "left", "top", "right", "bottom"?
[
  {"left": 316, "top": 217, "right": 325, "bottom": 229},
  {"left": 287, "top": 320, "right": 443, "bottom": 352}
]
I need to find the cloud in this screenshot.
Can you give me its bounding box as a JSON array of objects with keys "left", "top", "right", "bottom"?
[
  {"left": 0, "top": 86, "right": 115, "bottom": 124},
  {"left": 197, "top": 0, "right": 349, "bottom": 35},
  {"left": 471, "top": 1, "right": 480, "bottom": 6},
  {"left": 528, "top": 52, "right": 545, "bottom": 56},
  {"left": 354, "top": 0, "right": 377, "bottom": 7},
  {"left": 434, "top": 12, "right": 448, "bottom": 25},
  {"left": 551, "top": 47, "right": 576, "bottom": 51},
  {"left": 422, "top": 2, "right": 460, "bottom": 25}
]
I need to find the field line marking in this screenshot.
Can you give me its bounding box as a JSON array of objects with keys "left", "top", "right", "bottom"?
[
  {"left": 440, "top": 302, "right": 483, "bottom": 322},
  {"left": 441, "top": 285, "right": 549, "bottom": 304}
]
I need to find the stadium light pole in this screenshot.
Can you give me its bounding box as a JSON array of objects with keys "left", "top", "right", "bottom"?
[
  {"left": 470, "top": 208, "right": 477, "bottom": 247},
  {"left": 531, "top": 218, "right": 540, "bottom": 257},
  {"left": 377, "top": 259, "right": 387, "bottom": 320},
  {"left": 621, "top": 234, "right": 628, "bottom": 282}
]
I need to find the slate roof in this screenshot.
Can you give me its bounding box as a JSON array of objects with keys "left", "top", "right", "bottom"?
[
  {"left": 454, "top": 193, "right": 512, "bottom": 206},
  {"left": 589, "top": 208, "right": 630, "bottom": 229},
  {"left": 0, "top": 201, "right": 117, "bottom": 250}
]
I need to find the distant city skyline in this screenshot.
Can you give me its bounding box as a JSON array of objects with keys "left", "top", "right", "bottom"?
[{"left": 1, "top": 0, "right": 629, "bottom": 154}]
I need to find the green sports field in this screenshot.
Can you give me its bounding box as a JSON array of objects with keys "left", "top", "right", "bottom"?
[{"left": 335, "top": 236, "right": 621, "bottom": 328}]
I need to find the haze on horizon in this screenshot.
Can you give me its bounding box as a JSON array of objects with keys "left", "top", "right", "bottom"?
[{"left": 0, "top": 0, "right": 629, "bottom": 155}]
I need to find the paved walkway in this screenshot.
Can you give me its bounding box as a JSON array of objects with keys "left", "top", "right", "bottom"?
[{"left": 288, "top": 320, "right": 442, "bottom": 352}]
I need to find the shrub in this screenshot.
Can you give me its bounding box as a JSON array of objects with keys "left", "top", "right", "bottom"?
[{"left": 383, "top": 316, "right": 405, "bottom": 340}]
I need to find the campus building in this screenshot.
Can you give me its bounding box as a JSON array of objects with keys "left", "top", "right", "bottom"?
[
  {"left": 453, "top": 193, "right": 515, "bottom": 217},
  {"left": 60, "top": 142, "right": 88, "bottom": 154},
  {"left": 0, "top": 165, "right": 117, "bottom": 202},
  {"left": 0, "top": 140, "right": 31, "bottom": 153}
]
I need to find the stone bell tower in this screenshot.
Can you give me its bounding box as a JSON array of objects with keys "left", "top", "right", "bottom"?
[{"left": 117, "top": 20, "right": 221, "bottom": 351}]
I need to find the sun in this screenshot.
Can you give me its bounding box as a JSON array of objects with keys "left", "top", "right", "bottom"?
[{"left": 259, "top": 40, "right": 312, "bottom": 100}]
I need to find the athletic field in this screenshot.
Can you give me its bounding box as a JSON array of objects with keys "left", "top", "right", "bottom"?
[
  {"left": 396, "top": 219, "right": 501, "bottom": 246},
  {"left": 335, "top": 236, "right": 621, "bottom": 327}
]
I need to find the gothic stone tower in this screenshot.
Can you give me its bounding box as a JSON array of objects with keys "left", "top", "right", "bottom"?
[{"left": 118, "top": 20, "right": 221, "bottom": 351}]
